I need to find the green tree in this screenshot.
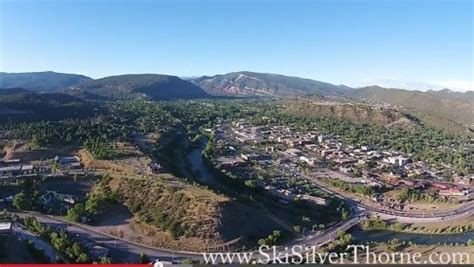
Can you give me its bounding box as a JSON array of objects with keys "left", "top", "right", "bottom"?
[
  {"left": 98, "top": 256, "right": 112, "bottom": 264},
  {"left": 293, "top": 225, "right": 301, "bottom": 233},
  {"left": 139, "top": 252, "right": 150, "bottom": 263},
  {"left": 67, "top": 203, "right": 86, "bottom": 222},
  {"left": 76, "top": 253, "right": 90, "bottom": 263},
  {"left": 244, "top": 180, "right": 255, "bottom": 188},
  {"left": 392, "top": 222, "right": 404, "bottom": 231},
  {"left": 13, "top": 191, "right": 30, "bottom": 210}
]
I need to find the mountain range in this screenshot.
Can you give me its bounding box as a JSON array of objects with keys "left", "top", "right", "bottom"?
[
  {"left": 0, "top": 71, "right": 92, "bottom": 92},
  {"left": 0, "top": 71, "right": 472, "bottom": 132},
  {"left": 66, "top": 74, "right": 210, "bottom": 100},
  {"left": 189, "top": 71, "right": 350, "bottom": 97}
]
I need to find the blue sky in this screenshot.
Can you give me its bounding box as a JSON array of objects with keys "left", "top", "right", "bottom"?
[{"left": 1, "top": 0, "right": 472, "bottom": 91}]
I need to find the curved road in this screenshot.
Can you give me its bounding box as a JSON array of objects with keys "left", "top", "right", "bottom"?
[
  {"left": 300, "top": 173, "right": 474, "bottom": 222},
  {"left": 10, "top": 178, "right": 473, "bottom": 263},
  {"left": 13, "top": 210, "right": 366, "bottom": 263}
]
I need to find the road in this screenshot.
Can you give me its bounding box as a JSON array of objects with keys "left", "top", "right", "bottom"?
[
  {"left": 11, "top": 208, "right": 368, "bottom": 263},
  {"left": 8, "top": 170, "right": 472, "bottom": 263},
  {"left": 12, "top": 223, "right": 62, "bottom": 262},
  {"left": 301, "top": 173, "right": 474, "bottom": 222},
  {"left": 12, "top": 211, "right": 202, "bottom": 263},
  {"left": 7, "top": 131, "right": 470, "bottom": 263}
]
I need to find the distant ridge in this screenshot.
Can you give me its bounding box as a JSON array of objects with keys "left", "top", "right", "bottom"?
[
  {"left": 0, "top": 89, "right": 84, "bottom": 105},
  {"left": 0, "top": 88, "right": 94, "bottom": 123},
  {"left": 190, "top": 71, "right": 349, "bottom": 97},
  {"left": 2, "top": 70, "right": 472, "bottom": 133},
  {"left": 65, "top": 74, "right": 210, "bottom": 100},
  {"left": 426, "top": 88, "right": 474, "bottom": 101},
  {"left": 0, "top": 71, "right": 92, "bottom": 92}
]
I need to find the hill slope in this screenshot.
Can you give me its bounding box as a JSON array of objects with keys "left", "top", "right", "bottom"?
[
  {"left": 191, "top": 71, "right": 349, "bottom": 97},
  {"left": 427, "top": 88, "right": 474, "bottom": 102},
  {"left": 0, "top": 90, "right": 96, "bottom": 123},
  {"left": 349, "top": 86, "right": 474, "bottom": 132},
  {"left": 285, "top": 98, "right": 420, "bottom": 128},
  {"left": 67, "top": 74, "right": 210, "bottom": 100},
  {"left": 0, "top": 71, "right": 92, "bottom": 92}
]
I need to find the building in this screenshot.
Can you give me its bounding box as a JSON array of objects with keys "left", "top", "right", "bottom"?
[
  {"left": 0, "top": 222, "right": 12, "bottom": 235},
  {"left": 146, "top": 162, "right": 162, "bottom": 173},
  {"left": 54, "top": 156, "right": 81, "bottom": 165},
  {"left": 439, "top": 188, "right": 469, "bottom": 197},
  {"left": 388, "top": 156, "right": 409, "bottom": 166},
  {"left": 217, "top": 157, "right": 245, "bottom": 169},
  {"left": 0, "top": 195, "right": 14, "bottom": 203},
  {"left": 0, "top": 159, "right": 21, "bottom": 166},
  {"left": 453, "top": 176, "right": 473, "bottom": 186},
  {"left": 40, "top": 191, "right": 79, "bottom": 213},
  {"left": 284, "top": 148, "right": 302, "bottom": 157},
  {"left": 54, "top": 156, "right": 83, "bottom": 170},
  {"left": 431, "top": 182, "right": 450, "bottom": 190},
  {"left": 299, "top": 156, "right": 318, "bottom": 167},
  {"left": 240, "top": 153, "right": 260, "bottom": 161},
  {"left": 0, "top": 164, "right": 35, "bottom": 178}
]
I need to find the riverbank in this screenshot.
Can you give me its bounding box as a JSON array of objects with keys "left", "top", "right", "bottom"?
[
  {"left": 361, "top": 215, "right": 474, "bottom": 235},
  {"left": 352, "top": 226, "right": 474, "bottom": 245}
]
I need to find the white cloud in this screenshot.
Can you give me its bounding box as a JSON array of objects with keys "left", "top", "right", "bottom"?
[{"left": 434, "top": 80, "right": 474, "bottom": 92}]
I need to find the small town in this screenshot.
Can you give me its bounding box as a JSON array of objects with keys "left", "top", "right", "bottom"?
[
  {"left": 209, "top": 118, "right": 473, "bottom": 210},
  {"left": 0, "top": 0, "right": 473, "bottom": 264}
]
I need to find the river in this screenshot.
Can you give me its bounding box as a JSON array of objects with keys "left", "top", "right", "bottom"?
[{"left": 186, "top": 137, "right": 220, "bottom": 187}]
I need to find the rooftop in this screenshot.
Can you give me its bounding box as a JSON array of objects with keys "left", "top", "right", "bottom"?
[{"left": 0, "top": 222, "right": 12, "bottom": 231}]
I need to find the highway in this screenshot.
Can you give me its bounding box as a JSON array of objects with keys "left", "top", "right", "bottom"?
[
  {"left": 273, "top": 153, "right": 473, "bottom": 222},
  {"left": 11, "top": 211, "right": 202, "bottom": 263},
  {"left": 8, "top": 172, "right": 473, "bottom": 263},
  {"left": 5, "top": 133, "right": 472, "bottom": 263},
  {"left": 299, "top": 172, "right": 474, "bottom": 222},
  {"left": 11, "top": 210, "right": 366, "bottom": 263}
]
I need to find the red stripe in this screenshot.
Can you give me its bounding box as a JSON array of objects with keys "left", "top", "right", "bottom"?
[{"left": 0, "top": 265, "right": 149, "bottom": 267}]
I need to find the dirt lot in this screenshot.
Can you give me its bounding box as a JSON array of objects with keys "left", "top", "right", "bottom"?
[
  {"left": 3, "top": 142, "right": 79, "bottom": 162},
  {"left": 79, "top": 147, "right": 150, "bottom": 177}
]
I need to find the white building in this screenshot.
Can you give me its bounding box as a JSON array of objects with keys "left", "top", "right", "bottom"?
[
  {"left": 388, "top": 156, "right": 409, "bottom": 166},
  {"left": 0, "top": 222, "right": 12, "bottom": 235}
]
